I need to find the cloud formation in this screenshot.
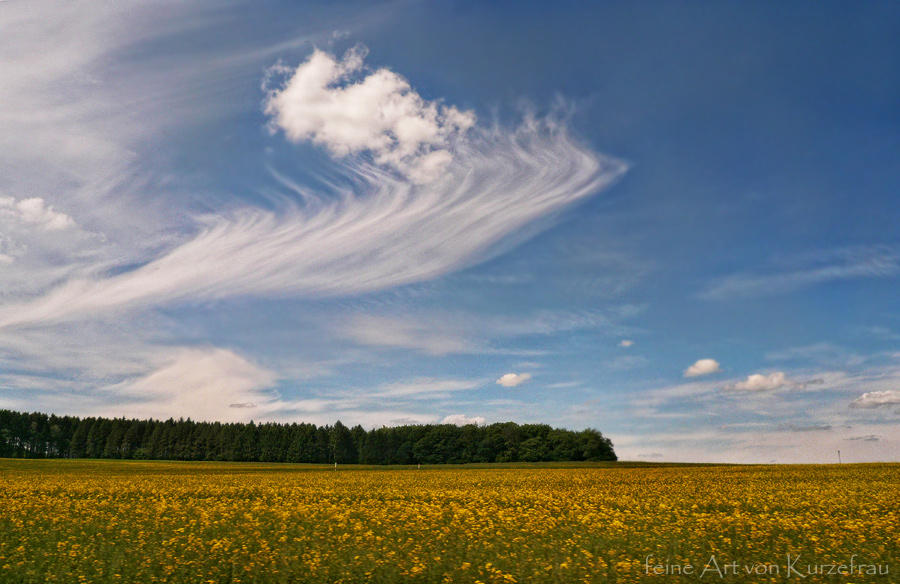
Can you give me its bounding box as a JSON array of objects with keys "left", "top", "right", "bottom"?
[
  {"left": 0, "top": 197, "right": 75, "bottom": 231},
  {"left": 341, "top": 314, "right": 468, "bottom": 355},
  {"left": 684, "top": 359, "right": 721, "bottom": 377},
  {"left": 849, "top": 390, "right": 900, "bottom": 409},
  {"left": 0, "top": 50, "right": 625, "bottom": 329},
  {"left": 108, "top": 347, "right": 278, "bottom": 422},
  {"left": 728, "top": 371, "right": 789, "bottom": 392},
  {"left": 340, "top": 306, "right": 635, "bottom": 356},
  {"left": 619, "top": 339, "right": 634, "bottom": 347},
  {"left": 372, "top": 378, "right": 480, "bottom": 399},
  {"left": 265, "top": 47, "right": 476, "bottom": 184},
  {"left": 441, "top": 414, "right": 486, "bottom": 426},
  {"left": 702, "top": 245, "right": 900, "bottom": 300},
  {"left": 496, "top": 372, "right": 532, "bottom": 387}
]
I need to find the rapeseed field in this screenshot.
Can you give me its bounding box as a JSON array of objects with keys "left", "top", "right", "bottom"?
[{"left": 0, "top": 460, "right": 895, "bottom": 583}]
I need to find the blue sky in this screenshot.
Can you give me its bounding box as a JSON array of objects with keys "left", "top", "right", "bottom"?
[{"left": 1, "top": 0, "right": 899, "bottom": 462}]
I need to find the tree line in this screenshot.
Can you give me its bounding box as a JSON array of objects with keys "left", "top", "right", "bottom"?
[{"left": 0, "top": 409, "right": 616, "bottom": 464}]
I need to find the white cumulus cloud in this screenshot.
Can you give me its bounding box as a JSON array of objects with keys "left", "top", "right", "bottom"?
[
  {"left": 496, "top": 372, "right": 532, "bottom": 387},
  {"left": 619, "top": 339, "right": 634, "bottom": 347},
  {"left": 729, "top": 371, "right": 789, "bottom": 392},
  {"left": 0, "top": 197, "right": 74, "bottom": 231},
  {"left": 108, "top": 347, "right": 277, "bottom": 422},
  {"left": 684, "top": 359, "right": 721, "bottom": 377},
  {"left": 441, "top": 414, "right": 485, "bottom": 426},
  {"left": 849, "top": 390, "right": 900, "bottom": 409},
  {"left": 264, "top": 47, "right": 476, "bottom": 184}
]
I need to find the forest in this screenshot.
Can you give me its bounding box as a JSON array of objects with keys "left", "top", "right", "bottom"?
[{"left": 0, "top": 409, "right": 616, "bottom": 464}]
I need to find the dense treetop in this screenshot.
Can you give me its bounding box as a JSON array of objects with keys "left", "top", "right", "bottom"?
[{"left": 0, "top": 409, "right": 616, "bottom": 464}]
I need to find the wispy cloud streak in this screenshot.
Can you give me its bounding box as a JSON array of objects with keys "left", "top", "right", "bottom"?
[
  {"left": 1, "top": 103, "right": 624, "bottom": 328},
  {"left": 701, "top": 245, "right": 900, "bottom": 300}
]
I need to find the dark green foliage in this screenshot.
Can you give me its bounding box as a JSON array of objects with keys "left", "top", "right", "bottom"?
[{"left": 0, "top": 408, "right": 616, "bottom": 463}]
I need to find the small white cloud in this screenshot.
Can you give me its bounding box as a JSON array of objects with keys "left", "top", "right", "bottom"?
[
  {"left": 619, "top": 339, "right": 634, "bottom": 347},
  {"left": 729, "top": 371, "right": 789, "bottom": 392},
  {"left": 496, "top": 372, "right": 532, "bottom": 387},
  {"left": 0, "top": 196, "right": 75, "bottom": 230},
  {"left": 684, "top": 359, "right": 721, "bottom": 377},
  {"left": 849, "top": 390, "right": 900, "bottom": 409},
  {"left": 264, "top": 47, "right": 475, "bottom": 184},
  {"left": 441, "top": 414, "right": 485, "bottom": 426}
]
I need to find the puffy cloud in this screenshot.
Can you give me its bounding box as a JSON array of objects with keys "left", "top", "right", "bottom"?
[
  {"left": 849, "top": 390, "right": 900, "bottom": 409},
  {"left": 441, "top": 414, "right": 485, "bottom": 427},
  {"left": 264, "top": 47, "right": 476, "bottom": 184},
  {"left": 109, "top": 347, "right": 277, "bottom": 422},
  {"left": 496, "top": 372, "right": 532, "bottom": 387},
  {"left": 0, "top": 196, "right": 74, "bottom": 230},
  {"left": 684, "top": 359, "right": 721, "bottom": 377},
  {"left": 619, "top": 339, "right": 634, "bottom": 347},
  {"left": 729, "top": 371, "right": 789, "bottom": 392}
]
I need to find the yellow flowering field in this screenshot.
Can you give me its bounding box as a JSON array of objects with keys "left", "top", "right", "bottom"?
[{"left": 0, "top": 460, "right": 896, "bottom": 583}]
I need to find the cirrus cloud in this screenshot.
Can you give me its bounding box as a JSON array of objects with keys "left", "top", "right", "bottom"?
[{"left": 0, "top": 49, "right": 625, "bottom": 329}]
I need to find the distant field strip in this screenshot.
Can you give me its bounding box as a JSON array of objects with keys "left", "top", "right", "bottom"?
[{"left": 0, "top": 461, "right": 896, "bottom": 583}]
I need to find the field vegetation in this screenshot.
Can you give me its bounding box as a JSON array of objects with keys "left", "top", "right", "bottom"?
[{"left": 1, "top": 459, "right": 896, "bottom": 583}]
